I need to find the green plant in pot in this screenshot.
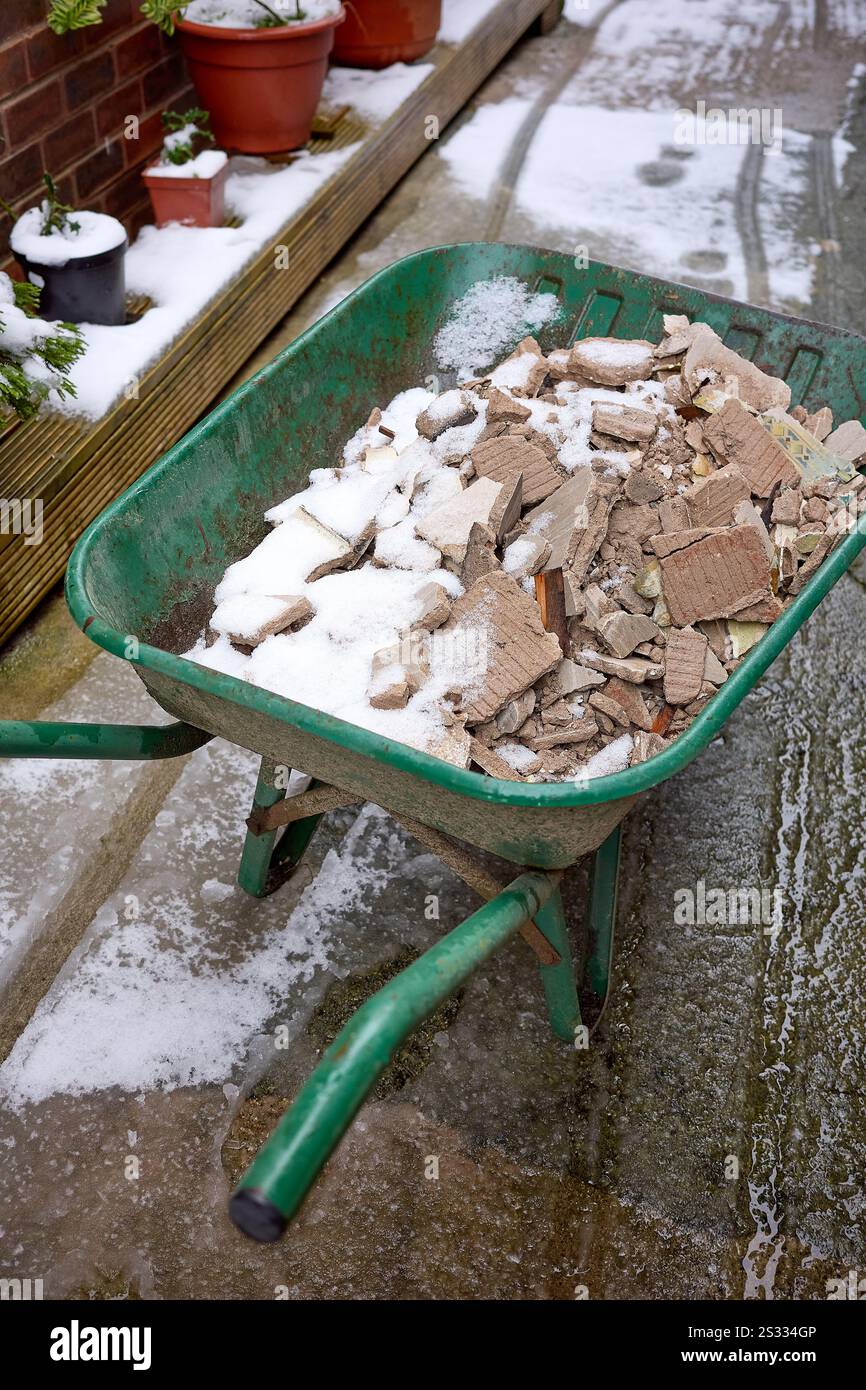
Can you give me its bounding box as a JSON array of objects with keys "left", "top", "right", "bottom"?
[
  {"left": 49, "top": 1, "right": 346, "bottom": 155},
  {"left": 142, "top": 108, "right": 230, "bottom": 228},
  {"left": 5, "top": 174, "right": 128, "bottom": 327},
  {"left": 0, "top": 272, "right": 85, "bottom": 422}
]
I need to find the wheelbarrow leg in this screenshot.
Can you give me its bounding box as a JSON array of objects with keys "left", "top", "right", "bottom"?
[
  {"left": 584, "top": 825, "right": 621, "bottom": 1015},
  {"left": 237, "top": 758, "right": 321, "bottom": 897},
  {"left": 536, "top": 886, "right": 582, "bottom": 1042}
]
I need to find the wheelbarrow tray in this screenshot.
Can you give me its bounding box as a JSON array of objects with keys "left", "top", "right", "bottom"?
[{"left": 66, "top": 243, "right": 866, "bottom": 868}]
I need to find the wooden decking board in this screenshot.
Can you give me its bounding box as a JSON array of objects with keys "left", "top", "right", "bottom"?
[{"left": 0, "top": 0, "right": 549, "bottom": 647}]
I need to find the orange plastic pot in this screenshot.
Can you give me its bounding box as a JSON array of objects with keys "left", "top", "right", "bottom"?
[
  {"left": 332, "top": 0, "right": 441, "bottom": 67},
  {"left": 176, "top": 9, "right": 345, "bottom": 154},
  {"left": 142, "top": 160, "right": 229, "bottom": 227}
]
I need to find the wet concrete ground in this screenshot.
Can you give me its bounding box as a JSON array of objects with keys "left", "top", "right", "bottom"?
[{"left": 2, "top": 1, "right": 866, "bottom": 1300}]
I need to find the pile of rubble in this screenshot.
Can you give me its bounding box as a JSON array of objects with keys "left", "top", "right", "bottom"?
[{"left": 188, "top": 314, "right": 866, "bottom": 782}]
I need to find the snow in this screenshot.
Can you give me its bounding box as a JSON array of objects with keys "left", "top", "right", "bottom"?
[
  {"left": 434, "top": 275, "right": 560, "bottom": 378},
  {"left": 51, "top": 144, "right": 358, "bottom": 420},
  {"left": 437, "top": 0, "right": 500, "bottom": 44},
  {"left": 144, "top": 149, "right": 228, "bottom": 180},
  {"left": 0, "top": 737, "right": 405, "bottom": 1104},
  {"left": 578, "top": 732, "right": 633, "bottom": 780},
  {"left": 11, "top": 208, "right": 126, "bottom": 267},
  {"left": 324, "top": 63, "right": 435, "bottom": 123},
  {"left": 502, "top": 534, "right": 540, "bottom": 575},
  {"left": 497, "top": 741, "right": 539, "bottom": 772},
  {"left": 183, "top": 0, "right": 342, "bottom": 26},
  {"left": 438, "top": 99, "right": 531, "bottom": 199}
]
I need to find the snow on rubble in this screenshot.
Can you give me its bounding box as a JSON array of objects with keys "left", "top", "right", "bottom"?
[{"left": 179, "top": 288, "right": 866, "bottom": 786}]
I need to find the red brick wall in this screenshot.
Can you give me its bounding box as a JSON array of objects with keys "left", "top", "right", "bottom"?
[{"left": 0, "top": 0, "right": 195, "bottom": 275}]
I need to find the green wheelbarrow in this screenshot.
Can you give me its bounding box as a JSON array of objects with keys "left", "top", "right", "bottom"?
[{"left": 2, "top": 243, "right": 865, "bottom": 1243}]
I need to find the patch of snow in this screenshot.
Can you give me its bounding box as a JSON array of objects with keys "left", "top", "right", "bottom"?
[
  {"left": 324, "top": 63, "right": 434, "bottom": 123},
  {"left": 11, "top": 208, "right": 126, "bottom": 266},
  {"left": 144, "top": 149, "right": 228, "bottom": 180},
  {"left": 438, "top": 0, "right": 500, "bottom": 44},
  {"left": 183, "top": 0, "right": 341, "bottom": 25},
  {"left": 578, "top": 732, "right": 633, "bottom": 780},
  {"left": 434, "top": 275, "right": 560, "bottom": 378},
  {"left": 51, "top": 144, "right": 359, "bottom": 420},
  {"left": 438, "top": 99, "right": 531, "bottom": 199},
  {"left": 0, "top": 743, "right": 405, "bottom": 1104}
]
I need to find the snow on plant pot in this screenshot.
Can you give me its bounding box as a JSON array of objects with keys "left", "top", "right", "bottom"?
[
  {"left": 176, "top": 0, "right": 346, "bottom": 154},
  {"left": 0, "top": 272, "right": 84, "bottom": 422},
  {"left": 332, "top": 0, "right": 441, "bottom": 68},
  {"left": 9, "top": 176, "right": 127, "bottom": 328},
  {"left": 142, "top": 107, "right": 230, "bottom": 228}
]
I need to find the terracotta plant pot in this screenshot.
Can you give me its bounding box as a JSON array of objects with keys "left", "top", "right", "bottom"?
[
  {"left": 176, "top": 9, "right": 345, "bottom": 154},
  {"left": 332, "top": 0, "right": 441, "bottom": 67},
  {"left": 142, "top": 160, "right": 229, "bottom": 228}
]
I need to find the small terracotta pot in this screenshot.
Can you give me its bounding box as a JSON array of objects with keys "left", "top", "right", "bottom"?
[
  {"left": 142, "top": 160, "right": 229, "bottom": 228},
  {"left": 332, "top": 0, "right": 441, "bottom": 68},
  {"left": 176, "top": 8, "right": 345, "bottom": 155}
]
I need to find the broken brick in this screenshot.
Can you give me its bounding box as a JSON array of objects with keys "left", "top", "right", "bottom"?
[
  {"left": 703, "top": 399, "right": 800, "bottom": 497},
  {"left": 663, "top": 626, "right": 707, "bottom": 705},
  {"left": 659, "top": 525, "right": 773, "bottom": 626},
  {"left": 472, "top": 434, "right": 561, "bottom": 506}
]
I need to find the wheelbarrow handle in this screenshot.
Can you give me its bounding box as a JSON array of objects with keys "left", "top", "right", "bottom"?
[
  {"left": 0, "top": 717, "right": 212, "bottom": 760},
  {"left": 229, "top": 868, "right": 562, "bottom": 1242}
]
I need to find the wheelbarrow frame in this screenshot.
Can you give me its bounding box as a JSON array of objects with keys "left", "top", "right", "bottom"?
[{"left": 2, "top": 243, "right": 865, "bottom": 1240}]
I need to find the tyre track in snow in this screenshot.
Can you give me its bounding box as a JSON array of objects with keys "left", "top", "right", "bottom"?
[{"left": 483, "top": 0, "right": 624, "bottom": 241}]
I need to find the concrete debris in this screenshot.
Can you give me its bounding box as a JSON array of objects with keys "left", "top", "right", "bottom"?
[
  {"left": 488, "top": 473, "right": 523, "bottom": 543},
  {"left": 569, "top": 336, "right": 655, "bottom": 386},
  {"left": 495, "top": 687, "right": 536, "bottom": 735},
  {"left": 199, "top": 315, "right": 858, "bottom": 786},
  {"left": 415, "top": 476, "right": 502, "bottom": 563},
  {"left": 524, "top": 470, "right": 618, "bottom": 580},
  {"left": 684, "top": 464, "right": 751, "bottom": 527},
  {"left": 530, "top": 713, "right": 599, "bottom": 749},
  {"left": 603, "top": 676, "right": 654, "bottom": 730},
  {"left": 469, "top": 738, "right": 523, "bottom": 780},
  {"left": 592, "top": 402, "right": 658, "bottom": 443},
  {"left": 630, "top": 729, "right": 668, "bottom": 764},
  {"left": 681, "top": 324, "right": 791, "bottom": 412},
  {"left": 596, "top": 609, "right": 660, "bottom": 657},
  {"left": 580, "top": 651, "right": 664, "bottom": 683},
  {"left": 493, "top": 336, "right": 549, "bottom": 397},
  {"left": 502, "top": 531, "right": 550, "bottom": 581},
  {"left": 624, "top": 469, "right": 663, "bottom": 504},
  {"left": 416, "top": 389, "right": 478, "bottom": 440},
  {"left": 412, "top": 581, "right": 452, "bottom": 631},
  {"left": 211, "top": 593, "right": 313, "bottom": 647},
  {"left": 461, "top": 522, "right": 501, "bottom": 588},
  {"left": 486, "top": 386, "right": 531, "bottom": 424},
  {"left": 825, "top": 418, "right": 866, "bottom": 465}
]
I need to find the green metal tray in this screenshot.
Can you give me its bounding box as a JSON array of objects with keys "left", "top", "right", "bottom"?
[{"left": 65, "top": 243, "right": 866, "bottom": 868}]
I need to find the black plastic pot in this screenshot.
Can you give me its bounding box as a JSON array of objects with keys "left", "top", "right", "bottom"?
[{"left": 14, "top": 235, "right": 128, "bottom": 326}]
